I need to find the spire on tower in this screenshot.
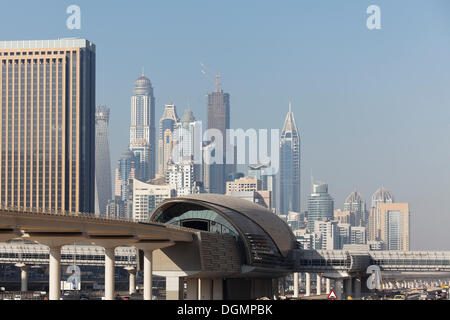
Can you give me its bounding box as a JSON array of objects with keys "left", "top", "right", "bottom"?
[{"left": 215, "top": 73, "right": 222, "bottom": 92}]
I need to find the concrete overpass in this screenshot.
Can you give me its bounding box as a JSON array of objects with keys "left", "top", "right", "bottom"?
[{"left": 0, "top": 205, "right": 193, "bottom": 300}]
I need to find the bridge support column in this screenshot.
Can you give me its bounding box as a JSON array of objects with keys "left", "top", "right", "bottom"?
[
  {"left": 199, "top": 279, "right": 213, "bottom": 300},
  {"left": 344, "top": 277, "right": 353, "bottom": 299},
  {"left": 334, "top": 279, "right": 343, "bottom": 300},
  {"left": 186, "top": 279, "right": 199, "bottom": 300},
  {"left": 15, "top": 263, "right": 29, "bottom": 292},
  {"left": 293, "top": 273, "right": 299, "bottom": 298},
  {"left": 49, "top": 246, "right": 61, "bottom": 301},
  {"left": 134, "top": 241, "right": 175, "bottom": 301},
  {"left": 213, "top": 278, "right": 223, "bottom": 300},
  {"left": 272, "top": 278, "right": 279, "bottom": 300},
  {"left": 124, "top": 267, "right": 137, "bottom": 295},
  {"left": 316, "top": 274, "right": 322, "bottom": 296},
  {"left": 104, "top": 247, "right": 116, "bottom": 300},
  {"left": 280, "top": 277, "right": 286, "bottom": 296},
  {"left": 143, "top": 250, "right": 153, "bottom": 300},
  {"left": 354, "top": 277, "right": 361, "bottom": 299},
  {"left": 326, "top": 278, "right": 331, "bottom": 295},
  {"left": 305, "top": 273, "right": 311, "bottom": 297},
  {"left": 166, "top": 276, "right": 184, "bottom": 300}
]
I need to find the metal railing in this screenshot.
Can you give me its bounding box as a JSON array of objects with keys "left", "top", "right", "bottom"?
[{"left": 0, "top": 243, "right": 137, "bottom": 267}]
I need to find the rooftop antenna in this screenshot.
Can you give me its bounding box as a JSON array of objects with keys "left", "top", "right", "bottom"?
[
  {"left": 215, "top": 73, "right": 222, "bottom": 92},
  {"left": 289, "top": 101, "right": 292, "bottom": 113},
  {"left": 142, "top": 66, "right": 145, "bottom": 76}
]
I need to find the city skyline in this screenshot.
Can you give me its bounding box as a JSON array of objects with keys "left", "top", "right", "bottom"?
[{"left": 1, "top": 0, "right": 450, "bottom": 250}]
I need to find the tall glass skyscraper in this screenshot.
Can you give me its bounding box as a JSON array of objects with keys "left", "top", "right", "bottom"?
[
  {"left": 307, "top": 183, "right": 334, "bottom": 231},
  {"left": 130, "top": 71, "right": 155, "bottom": 181},
  {"left": 0, "top": 39, "right": 96, "bottom": 212},
  {"left": 114, "top": 149, "right": 137, "bottom": 202},
  {"left": 279, "top": 103, "right": 301, "bottom": 214},
  {"left": 95, "top": 106, "right": 112, "bottom": 216},
  {"left": 206, "top": 82, "right": 230, "bottom": 195},
  {"left": 158, "top": 103, "right": 179, "bottom": 176}
]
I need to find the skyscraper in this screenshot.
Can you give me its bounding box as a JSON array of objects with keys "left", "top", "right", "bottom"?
[
  {"left": 378, "top": 203, "right": 410, "bottom": 251},
  {"left": 279, "top": 103, "right": 301, "bottom": 214},
  {"left": 130, "top": 71, "right": 155, "bottom": 181},
  {"left": 314, "top": 219, "right": 338, "bottom": 250},
  {"left": 114, "top": 149, "right": 138, "bottom": 202},
  {"left": 158, "top": 103, "right": 179, "bottom": 177},
  {"left": 165, "top": 159, "right": 200, "bottom": 196},
  {"left": 173, "top": 109, "right": 202, "bottom": 182},
  {"left": 0, "top": 39, "right": 96, "bottom": 212},
  {"left": 344, "top": 191, "right": 366, "bottom": 226},
  {"left": 368, "top": 187, "right": 394, "bottom": 241},
  {"left": 95, "top": 106, "right": 112, "bottom": 215},
  {"left": 206, "top": 79, "right": 230, "bottom": 195},
  {"left": 371, "top": 187, "right": 394, "bottom": 209},
  {"left": 307, "top": 183, "right": 334, "bottom": 231}
]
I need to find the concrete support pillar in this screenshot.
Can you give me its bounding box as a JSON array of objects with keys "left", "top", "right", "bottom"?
[
  {"left": 125, "top": 267, "right": 136, "bottom": 295},
  {"left": 334, "top": 279, "right": 344, "bottom": 300},
  {"left": 49, "top": 246, "right": 61, "bottom": 301},
  {"left": 280, "top": 277, "right": 286, "bottom": 296},
  {"left": 354, "top": 277, "right": 361, "bottom": 299},
  {"left": 199, "top": 279, "right": 213, "bottom": 300},
  {"left": 305, "top": 273, "right": 311, "bottom": 297},
  {"left": 316, "top": 274, "right": 322, "bottom": 296},
  {"left": 104, "top": 247, "right": 116, "bottom": 300},
  {"left": 16, "top": 264, "right": 29, "bottom": 292},
  {"left": 344, "top": 277, "right": 353, "bottom": 299},
  {"left": 166, "top": 277, "right": 184, "bottom": 300},
  {"left": 212, "top": 278, "right": 223, "bottom": 300},
  {"left": 293, "top": 273, "right": 299, "bottom": 298},
  {"left": 326, "top": 278, "right": 331, "bottom": 295},
  {"left": 186, "top": 278, "right": 199, "bottom": 300},
  {"left": 272, "top": 278, "right": 279, "bottom": 300},
  {"left": 143, "top": 250, "right": 153, "bottom": 300}
]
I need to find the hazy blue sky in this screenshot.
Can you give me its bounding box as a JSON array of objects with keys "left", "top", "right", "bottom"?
[{"left": 1, "top": 0, "right": 450, "bottom": 249}]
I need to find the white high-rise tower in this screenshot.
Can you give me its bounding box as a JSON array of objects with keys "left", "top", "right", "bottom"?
[{"left": 130, "top": 70, "right": 156, "bottom": 180}]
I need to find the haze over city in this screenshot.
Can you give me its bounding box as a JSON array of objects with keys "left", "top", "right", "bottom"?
[{"left": 1, "top": 0, "right": 449, "bottom": 252}]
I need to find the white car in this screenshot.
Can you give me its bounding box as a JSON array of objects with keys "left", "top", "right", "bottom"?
[{"left": 14, "top": 295, "right": 21, "bottom": 300}]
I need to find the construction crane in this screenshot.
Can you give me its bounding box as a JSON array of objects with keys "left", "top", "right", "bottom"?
[{"left": 200, "top": 63, "right": 222, "bottom": 92}]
